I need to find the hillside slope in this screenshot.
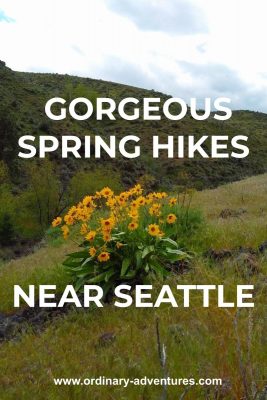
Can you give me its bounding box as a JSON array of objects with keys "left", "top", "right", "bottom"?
[{"left": 1, "top": 60, "right": 267, "bottom": 190}]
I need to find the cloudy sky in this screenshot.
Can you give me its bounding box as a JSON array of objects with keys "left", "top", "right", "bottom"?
[{"left": 0, "top": 0, "right": 267, "bottom": 111}]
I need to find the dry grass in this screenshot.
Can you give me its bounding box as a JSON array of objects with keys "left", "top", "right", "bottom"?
[
  {"left": 192, "top": 173, "right": 267, "bottom": 249},
  {"left": 0, "top": 242, "right": 78, "bottom": 313}
]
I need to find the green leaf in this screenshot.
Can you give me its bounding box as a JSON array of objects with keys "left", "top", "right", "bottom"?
[
  {"left": 166, "top": 248, "right": 187, "bottom": 255},
  {"left": 67, "top": 264, "right": 94, "bottom": 273},
  {"left": 102, "top": 281, "right": 114, "bottom": 299},
  {"left": 74, "top": 277, "right": 86, "bottom": 291},
  {"left": 62, "top": 259, "right": 82, "bottom": 268},
  {"left": 166, "top": 253, "right": 187, "bottom": 262},
  {"left": 88, "top": 272, "right": 108, "bottom": 284},
  {"left": 150, "top": 260, "right": 168, "bottom": 277},
  {"left": 105, "top": 268, "right": 116, "bottom": 282},
  {"left": 160, "top": 238, "right": 178, "bottom": 248},
  {"left": 66, "top": 250, "right": 89, "bottom": 258},
  {"left": 81, "top": 256, "right": 94, "bottom": 267},
  {"left": 76, "top": 271, "right": 92, "bottom": 279},
  {"left": 142, "top": 245, "right": 154, "bottom": 259},
  {"left": 121, "top": 258, "right": 131, "bottom": 277},
  {"left": 112, "top": 232, "right": 125, "bottom": 238},
  {"left": 135, "top": 250, "right": 143, "bottom": 268},
  {"left": 124, "top": 270, "right": 136, "bottom": 279}
]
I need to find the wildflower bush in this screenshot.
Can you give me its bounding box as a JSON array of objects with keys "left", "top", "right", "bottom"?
[{"left": 52, "top": 185, "right": 199, "bottom": 296}]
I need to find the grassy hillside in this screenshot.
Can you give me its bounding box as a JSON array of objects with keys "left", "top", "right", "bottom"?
[
  {"left": 1, "top": 60, "right": 267, "bottom": 190},
  {"left": 1, "top": 60, "right": 267, "bottom": 258},
  {"left": 0, "top": 174, "right": 266, "bottom": 399}
]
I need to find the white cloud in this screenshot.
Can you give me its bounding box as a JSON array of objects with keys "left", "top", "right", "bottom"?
[
  {"left": 105, "top": 0, "right": 208, "bottom": 34},
  {"left": 0, "top": 0, "right": 267, "bottom": 111}
]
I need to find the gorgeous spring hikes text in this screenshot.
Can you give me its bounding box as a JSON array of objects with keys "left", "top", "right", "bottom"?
[{"left": 18, "top": 96, "right": 249, "bottom": 159}]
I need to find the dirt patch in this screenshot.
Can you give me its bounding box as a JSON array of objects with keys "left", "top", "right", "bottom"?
[
  {"left": 0, "top": 294, "right": 87, "bottom": 342},
  {"left": 0, "top": 238, "right": 43, "bottom": 261},
  {"left": 219, "top": 208, "right": 247, "bottom": 219}
]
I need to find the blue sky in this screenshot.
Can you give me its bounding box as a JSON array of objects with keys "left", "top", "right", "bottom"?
[{"left": 0, "top": 0, "right": 267, "bottom": 111}]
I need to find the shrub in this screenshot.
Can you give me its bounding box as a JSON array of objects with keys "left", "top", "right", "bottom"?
[
  {"left": 68, "top": 169, "right": 122, "bottom": 204},
  {"left": 16, "top": 160, "right": 63, "bottom": 238},
  {"left": 52, "top": 185, "right": 201, "bottom": 296},
  {"left": 0, "top": 161, "right": 9, "bottom": 184},
  {"left": 0, "top": 108, "right": 18, "bottom": 167},
  {"left": 45, "top": 227, "right": 64, "bottom": 247},
  {"left": 0, "top": 183, "right": 17, "bottom": 244},
  {"left": 38, "top": 120, "right": 51, "bottom": 132},
  {"left": 64, "top": 83, "right": 98, "bottom": 113},
  {"left": 0, "top": 214, "right": 15, "bottom": 245}
]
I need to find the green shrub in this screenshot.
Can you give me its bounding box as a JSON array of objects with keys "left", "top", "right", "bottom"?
[
  {"left": 64, "top": 83, "right": 98, "bottom": 113},
  {"left": 16, "top": 159, "right": 63, "bottom": 238},
  {"left": 0, "top": 214, "right": 15, "bottom": 245},
  {"left": 68, "top": 169, "right": 122, "bottom": 204},
  {"left": 53, "top": 185, "right": 196, "bottom": 297},
  {"left": 64, "top": 235, "right": 189, "bottom": 296},
  {"left": 0, "top": 108, "right": 18, "bottom": 167},
  {"left": 0, "top": 183, "right": 17, "bottom": 244},
  {"left": 45, "top": 227, "right": 65, "bottom": 247}
]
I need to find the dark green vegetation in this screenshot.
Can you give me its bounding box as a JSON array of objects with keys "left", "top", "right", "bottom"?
[{"left": 0, "top": 59, "right": 267, "bottom": 256}]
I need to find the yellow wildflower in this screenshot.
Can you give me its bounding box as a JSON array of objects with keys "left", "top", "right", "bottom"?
[
  {"left": 61, "top": 225, "right": 69, "bottom": 239},
  {"left": 52, "top": 217, "right": 62, "bottom": 227},
  {"left": 160, "top": 192, "right": 167, "bottom": 198},
  {"left": 131, "top": 184, "right": 143, "bottom": 195},
  {"left": 149, "top": 203, "right": 161, "bottom": 216},
  {"left": 98, "top": 252, "right": 110, "bottom": 262},
  {"left": 148, "top": 224, "right": 161, "bottom": 237},
  {"left": 116, "top": 196, "right": 126, "bottom": 206},
  {"left": 101, "top": 216, "right": 115, "bottom": 231},
  {"left": 169, "top": 197, "right": 177, "bottom": 206},
  {"left": 80, "top": 223, "right": 88, "bottom": 235},
  {"left": 128, "top": 221, "right": 138, "bottom": 231},
  {"left": 100, "top": 187, "right": 114, "bottom": 198},
  {"left": 68, "top": 206, "right": 78, "bottom": 217},
  {"left": 131, "top": 200, "right": 139, "bottom": 209},
  {"left": 106, "top": 197, "right": 116, "bottom": 208},
  {"left": 89, "top": 247, "right": 96, "bottom": 257},
  {"left": 145, "top": 195, "right": 153, "bottom": 204},
  {"left": 103, "top": 232, "right": 111, "bottom": 242},
  {"left": 94, "top": 191, "right": 101, "bottom": 199},
  {"left": 128, "top": 209, "right": 139, "bottom": 220},
  {"left": 86, "top": 230, "right": 96, "bottom": 241},
  {"left": 137, "top": 196, "right": 146, "bottom": 206},
  {"left": 166, "top": 214, "right": 177, "bottom": 224},
  {"left": 82, "top": 196, "right": 93, "bottom": 207},
  {"left": 64, "top": 214, "right": 74, "bottom": 225},
  {"left": 119, "top": 192, "right": 129, "bottom": 200}
]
